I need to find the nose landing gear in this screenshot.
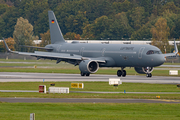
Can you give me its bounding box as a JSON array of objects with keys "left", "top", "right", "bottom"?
[
  {"left": 145, "top": 67, "right": 153, "bottom": 78},
  {"left": 146, "top": 73, "right": 152, "bottom": 77}
]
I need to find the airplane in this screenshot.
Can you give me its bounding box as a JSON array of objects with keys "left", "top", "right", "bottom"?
[{"left": 3, "top": 11, "right": 178, "bottom": 78}]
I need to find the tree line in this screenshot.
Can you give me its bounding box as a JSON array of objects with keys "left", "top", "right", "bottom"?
[{"left": 0, "top": 0, "right": 180, "bottom": 53}]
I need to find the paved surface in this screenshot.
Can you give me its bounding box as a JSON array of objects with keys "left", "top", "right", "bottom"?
[
  {"left": 161, "top": 65, "right": 180, "bottom": 68},
  {"left": 0, "top": 97, "right": 180, "bottom": 103},
  {"left": 0, "top": 72, "right": 180, "bottom": 84},
  {"left": 0, "top": 90, "right": 179, "bottom": 94}
]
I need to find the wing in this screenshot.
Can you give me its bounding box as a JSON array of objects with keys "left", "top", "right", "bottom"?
[{"left": 3, "top": 39, "right": 105, "bottom": 64}]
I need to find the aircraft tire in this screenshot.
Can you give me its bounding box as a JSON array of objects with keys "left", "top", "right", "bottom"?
[
  {"left": 149, "top": 73, "right": 152, "bottom": 77},
  {"left": 81, "top": 72, "right": 85, "bottom": 76},
  {"left": 122, "top": 70, "right": 126, "bottom": 77},
  {"left": 146, "top": 73, "right": 149, "bottom": 77},
  {"left": 117, "top": 70, "right": 122, "bottom": 77},
  {"left": 146, "top": 73, "right": 152, "bottom": 77},
  {"left": 86, "top": 73, "right": 90, "bottom": 76}
]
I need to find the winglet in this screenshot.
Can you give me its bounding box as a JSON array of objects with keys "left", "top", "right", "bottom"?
[
  {"left": 3, "top": 38, "right": 18, "bottom": 53},
  {"left": 3, "top": 38, "right": 11, "bottom": 52}
]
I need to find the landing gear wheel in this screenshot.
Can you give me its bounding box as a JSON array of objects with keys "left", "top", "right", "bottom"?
[
  {"left": 122, "top": 70, "right": 126, "bottom": 77},
  {"left": 149, "top": 73, "right": 152, "bottom": 77},
  {"left": 86, "top": 73, "right": 90, "bottom": 76},
  {"left": 146, "top": 73, "right": 152, "bottom": 77},
  {"left": 81, "top": 72, "right": 85, "bottom": 76},
  {"left": 117, "top": 70, "right": 122, "bottom": 77}
]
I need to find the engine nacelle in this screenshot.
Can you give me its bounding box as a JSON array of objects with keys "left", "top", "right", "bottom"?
[
  {"left": 79, "top": 60, "right": 99, "bottom": 74},
  {"left": 134, "top": 67, "right": 153, "bottom": 74}
]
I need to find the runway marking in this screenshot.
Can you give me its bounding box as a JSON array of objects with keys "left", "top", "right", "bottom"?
[{"left": 150, "top": 99, "right": 180, "bottom": 103}]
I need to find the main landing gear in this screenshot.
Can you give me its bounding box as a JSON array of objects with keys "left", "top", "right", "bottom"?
[
  {"left": 81, "top": 72, "right": 90, "bottom": 76},
  {"left": 117, "top": 67, "right": 126, "bottom": 77}
]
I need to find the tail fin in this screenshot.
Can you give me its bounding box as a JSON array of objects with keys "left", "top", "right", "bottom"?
[{"left": 48, "top": 11, "right": 66, "bottom": 44}]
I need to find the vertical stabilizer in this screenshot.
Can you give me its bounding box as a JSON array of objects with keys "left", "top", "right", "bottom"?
[{"left": 48, "top": 11, "right": 65, "bottom": 44}]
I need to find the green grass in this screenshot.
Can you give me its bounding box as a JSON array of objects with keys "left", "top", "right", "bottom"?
[
  {"left": 1, "top": 61, "right": 180, "bottom": 120},
  {"left": 0, "top": 103, "right": 180, "bottom": 120},
  {"left": 0, "top": 82, "right": 179, "bottom": 92},
  {"left": 0, "top": 82, "right": 180, "bottom": 99}
]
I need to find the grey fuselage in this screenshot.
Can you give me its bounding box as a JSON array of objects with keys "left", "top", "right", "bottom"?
[{"left": 45, "top": 42, "right": 165, "bottom": 68}]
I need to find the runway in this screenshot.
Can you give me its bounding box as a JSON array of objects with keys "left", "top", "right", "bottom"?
[
  {"left": 0, "top": 72, "right": 180, "bottom": 84},
  {"left": 0, "top": 98, "right": 180, "bottom": 103}
]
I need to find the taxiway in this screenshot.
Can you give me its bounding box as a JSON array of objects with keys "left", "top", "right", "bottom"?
[{"left": 0, "top": 72, "right": 179, "bottom": 84}]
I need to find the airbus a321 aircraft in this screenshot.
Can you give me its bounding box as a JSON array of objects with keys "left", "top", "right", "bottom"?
[{"left": 3, "top": 11, "right": 178, "bottom": 77}]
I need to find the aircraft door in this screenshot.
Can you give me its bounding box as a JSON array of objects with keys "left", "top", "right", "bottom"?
[
  {"left": 57, "top": 45, "right": 61, "bottom": 52},
  {"left": 138, "top": 47, "right": 145, "bottom": 59},
  {"left": 80, "top": 47, "right": 84, "bottom": 56},
  {"left": 101, "top": 48, "right": 106, "bottom": 56}
]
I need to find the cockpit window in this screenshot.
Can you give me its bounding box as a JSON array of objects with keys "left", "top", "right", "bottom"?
[
  {"left": 154, "top": 51, "right": 160, "bottom": 54},
  {"left": 146, "top": 50, "right": 154, "bottom": 55},
  {"left": 146, "top": 50, "right": 161, "bottom": 55}
]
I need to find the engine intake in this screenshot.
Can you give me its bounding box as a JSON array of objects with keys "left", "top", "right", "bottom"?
[
  {"left": 79, "top": 60, "right": 99, "bottom": 73},
  {"left": 134, "top": 67, "right": 153, "bottom": 74}
]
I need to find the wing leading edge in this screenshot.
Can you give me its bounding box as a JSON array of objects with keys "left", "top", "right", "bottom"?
[{"left": 3, "top": 39, "right": 105, "bottom": 64}]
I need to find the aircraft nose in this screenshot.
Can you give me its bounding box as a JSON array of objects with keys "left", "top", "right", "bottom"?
[{"left": 156, "top": 55, "right": 166, "bottom": 66}]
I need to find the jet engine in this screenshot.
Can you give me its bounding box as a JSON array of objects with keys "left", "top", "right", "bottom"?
[
  {"left": 79, "top": 60, "right": 99, "bottom": 73},
  {"left": 134, "top": 67, "right": 154, "bottom": 74}
]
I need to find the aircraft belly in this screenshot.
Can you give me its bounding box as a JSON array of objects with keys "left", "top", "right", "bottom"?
[{"left": 111, "top": 53, "right": 137, "bottom": 67}]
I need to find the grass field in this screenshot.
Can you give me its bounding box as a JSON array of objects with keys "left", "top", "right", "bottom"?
[
  {"left": 0, "top": 82, "right": 180, "bottom": 99},
  {"left": 0, "top": 103, "right": 180, "bottom": 120},
  {"left": 0, "top": 59, "right": 180, "bottom": 120}
]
